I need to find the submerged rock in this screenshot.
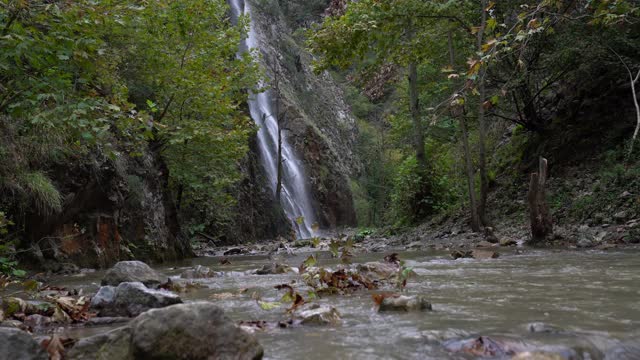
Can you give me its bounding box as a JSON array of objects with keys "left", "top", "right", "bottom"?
[
  {"left": 131, "top": 302, "right": 263, "bottom": 359},
  {"left": 102, "top": 261, "right": 164, "bottom": 288},
  {"left": 451, "top": 250, "right": 473, "bottom": 260},
  {"left": 23, "top": 314, "right": 52, "bottom": 330},
  {"left": 378, "top": 295, "right": 432, "bottom": 312},
  {"left": 512, "top": 351, "right": 566, "bottom": 360},
  {"left": 604, "top": 343, "right": 640, "bottom": 360},
  {"left": 356, "top": 262, "right": 397, "bottom": 280},
  {"left": 500, "top": 239, "right": 518, "bottom": 246},
  {"left": 526, "top": 322, "right": 563, "bottom": 334},
  {"left": 444, "top": 336, "right": 530, "bottom": 357},
  {"left": 181, "top": 265, "right": 216, "bottom": 279},
  {"left": 255, "top": 262, "right": 290, "bottom": 275},
  {"left": 0, "top": 328, "right": 48, "bottom": 360},
  {"left": 68, "top": 326, "right": 133, "bottom": 360},
  {"left": 472, "top": 249, "right": 500, "bottom": 260},
  {"left": 90, "top": 282, "right": 182, "bottom": 317},
  {"left": 296, "top": 305, "right": 341, "bottom": 325}
]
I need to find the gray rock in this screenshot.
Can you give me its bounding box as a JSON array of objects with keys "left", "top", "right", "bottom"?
[
  {"left": 181, "top": 265, "right": 215, "bottom": 279},
  {"left": 255, "top": 263, "right": 289, "bottom": 275},
  {"left": 614, "top": 211, "right": 628, "bottom": 223},
  {"left": 130, "top": 302, "right": 263, "bottom": 360},
  {"left": 604, "top": 343, "right": 640, "bottom": 360},
  {"left": 102, "top": 261, "right": 164, "bottom": 288},
  {"left": 0, "top": 327, "right": 48, "bottom": 360},
  {"left": 0, "top": 319, "right": 29, "bottom": 331},
  {"left": 472, "top": 249, "right": 500, "bottom": 259},
  {"left": 90, "top": 282, "right": 182, "bottom": 317},
  {"left": 378, "top": 295, "right": 432, "bottom": 312},
  {"left": 23, "top": 314, "right": 52, "bottom": 330},
  {"left": 526, "top": 322, "right": 562, "bottom": 334},
  {"left": 68, "top": 326, "right": 133, "bottom": 360},
  {"left": 297, "top": 305, "right": 341, "bottom": 325},
  {"left": 500, "top": 239, "right": 518, "bottom": 246},
  {"left": 356, "top": 262, "right": 397, "bottom": 280}
]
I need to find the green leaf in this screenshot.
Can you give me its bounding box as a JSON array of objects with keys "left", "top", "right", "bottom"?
[{"left": 258, "top": 300, "right": 281, "bottom": 311}]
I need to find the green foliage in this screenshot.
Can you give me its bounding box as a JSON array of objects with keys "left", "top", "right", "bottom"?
[
  {"left": 0, "top": 0, "right": 261, "bottom": 242},
  {"left": 16, "top": 172, "right": 62, "bottom": 216}
]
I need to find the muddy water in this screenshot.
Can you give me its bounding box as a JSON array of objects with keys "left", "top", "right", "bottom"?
[{"left": 52, "top": 248, "right": 640, "bottom": 359}]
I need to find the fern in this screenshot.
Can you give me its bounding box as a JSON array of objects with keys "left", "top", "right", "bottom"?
[{"left": 17, "top": 171, "right": 62, "bottom": 215}]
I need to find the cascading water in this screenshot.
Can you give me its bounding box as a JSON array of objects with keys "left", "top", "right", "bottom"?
[{"left": 229, "top": 0, "right": 317, "bottom": 239}]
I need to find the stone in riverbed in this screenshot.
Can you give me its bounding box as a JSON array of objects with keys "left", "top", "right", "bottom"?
[
  {"left": 90, "top": 282, "right": 182, "bottom": 317},
  {"left": 131, "top": 302, "right": 263, "bottom": 359},
  {"left": 67, "top": 326, "right": 133, "bottom": 360},
  {"left": 477, "top": 240, "right": 498, "bottom": 248},
  {"left": 378, "top": 295, "right": 432, "bottom": 312},
  {"left": 255, "top": 262, "right": 290, "bottom": 275},
  {"left": 512, "top": 351, "right": 566, "bottom": 360},
  {"left": 472, "top": 249, "right": 499, "bottom": 259},
  {"left": 0, "top": 327, "right": 48, "bottom": 360},
  {"left": 181, "top": 265, "right": 215, "bottom": 279},
  {"left": 451, "top": 250, "right": 473, "bottom": 259},
  {"left": 356, "top": 261, "right": 398, "bottom": 280},
  {"left": 296, "top": 305, "right": 341, "bottom": 325},
  {"left": 101, "top": 261, "right": 164, "bottom": 288},
  {"left": 23, "top": 314, "right": 52, "bottom": 330},
  {"left": 500, "top": 238, "right": 518, "bottom": 246},
  {"left": 604, "top": 343, "right": 640, "bottom": 360}
]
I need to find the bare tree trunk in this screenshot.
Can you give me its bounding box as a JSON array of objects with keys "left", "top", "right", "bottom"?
[
  {"left": 461, "top": 113, "right": 481, "bottom": 232},
  {"left": 477, "top": 0, "right": 489, "bottom": 227},
  {"left": 407, "top": 18, "right": 426, "bottom": 170},
  {"left": 607, "top": 47, "right": 640, "bottom": 158},
  {"left": 527, "top": 157, "right": 552, "bottom": 243},
  {"left": 448, "top": 29, "right": 480, "bottom": 231},
  {"left": 409, "top": 61, "right": 426, "bottom": 170}
]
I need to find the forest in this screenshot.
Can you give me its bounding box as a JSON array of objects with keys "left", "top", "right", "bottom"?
[{"left": 0, "top": 0, "right": 639, "bottom": 359}]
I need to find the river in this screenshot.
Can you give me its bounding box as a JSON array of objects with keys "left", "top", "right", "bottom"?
[{"left": 48, "top": 247, "right": 640, "bottom": 359}]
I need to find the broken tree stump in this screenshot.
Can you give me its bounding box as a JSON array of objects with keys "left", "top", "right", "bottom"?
[{"left": 527, "top": 157, "right": 553, "bottom": 243}]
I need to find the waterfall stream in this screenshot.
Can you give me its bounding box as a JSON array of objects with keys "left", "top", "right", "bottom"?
[{"left": 229, "top": 0, "right": 317, "bottom": 239}]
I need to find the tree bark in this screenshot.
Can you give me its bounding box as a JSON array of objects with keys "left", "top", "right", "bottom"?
[
  {"left": 461, "top": 113, "right": 481, "bottom": 232},
  {"left": 407, "top": 17, "right": 426, "bottom": 170},
  {"left": 409, "top": 61, "right": 426, "bottom": 170},
  {"left": 477, "top": 0, "right": 490, "bottom": 227},
  {"left": 527, "top": 157, "right": 552, "bottom": 243},
  {"left": 448, "top": 29, "right": 480, "bottom": 231}
]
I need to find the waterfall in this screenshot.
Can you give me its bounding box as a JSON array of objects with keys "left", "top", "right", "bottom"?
[{"left": 229, "top": 0, "right": 318, "bottom": 239}]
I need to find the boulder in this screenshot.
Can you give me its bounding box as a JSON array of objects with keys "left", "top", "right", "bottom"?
[
  {"left": 255, "top": 263, "right": 289, "bottom": 275},
  {"left": 67, "top": 326, "right": 133, "bottom": 360},
  {"left": 378, "top": 295, "right": 432, "bottom": 312},
  {"left": 130, "top": 302, "right": 263, "bottom": 360},
  {"left": 526, "top": 322, "right": 562, "bottom": 334},
  {"left": 102, "top": 261, "right": 164, "bottom": 288},
  {"left": 472, "top": 249, "right": 499, "bottom": 260},
  {"left": 356, "top": 262, "right": 398, "bottom": 281},
  {"left": 0, "top": 319, "right": 30, "bottom": 331},
  {"left": 0, "top": 327, "right": 48, "bottom": 360},
  {"left": 90, "top": 282, "right": 182, "bottom": 317},
  {"left": 296, "top": 305, "right": 341, "bottom": 325}
]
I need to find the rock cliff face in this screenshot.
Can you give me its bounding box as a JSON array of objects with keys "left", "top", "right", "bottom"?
[
  {"left": 247, "top": 0, "right": 360, "bottom": 229},
  {"left": 24, "top": 145, "right": 192, "bottom": 269}
]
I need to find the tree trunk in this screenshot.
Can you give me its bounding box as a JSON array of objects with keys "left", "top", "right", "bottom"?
[
  {"left": 527, "top": 157, "right": 552, "bottom": 243},
  {"left": 477, "top": 0, "right": 489, "bottom": 227},
  {"left": 461, "top": 114, "right": 481, "bottom": 232},
  {"left": 407, "top": 18, "right": 426, "bottom": 170},
  {"left": 408, "top": 61, "right": 426, "bottom": 170},
  {"left": 448, "top": 29, "right": 480, "bottom": 232}
]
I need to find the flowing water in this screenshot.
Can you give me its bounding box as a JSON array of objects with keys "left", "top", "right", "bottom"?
[
  {"left": 53, "top": 248, "right": 640, "bottom": 359},
  {"left": 229, "top": 0, "right": 317, "bottom": 239}
]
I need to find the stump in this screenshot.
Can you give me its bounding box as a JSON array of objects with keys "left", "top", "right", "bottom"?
[{"left": 527, "top": 157, "right": 553, "bottom": 243}]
